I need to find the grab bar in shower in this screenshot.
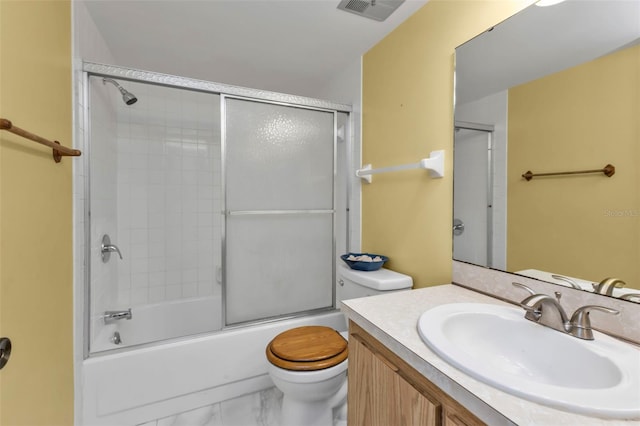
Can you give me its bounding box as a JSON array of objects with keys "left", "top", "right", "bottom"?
[
  {"left": 0, "top": 118, "right": 82, "bottom": 163},
  {"left": 356, "top": 150, "right": 445, "bottom": 183}
]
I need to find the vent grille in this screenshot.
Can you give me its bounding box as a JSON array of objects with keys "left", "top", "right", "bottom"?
[
  {"left": 344, "top": 0, "right": 369, "bottom": 13},
  {"left": 337, "top": 0, "right": 405, "bottom": 22}
]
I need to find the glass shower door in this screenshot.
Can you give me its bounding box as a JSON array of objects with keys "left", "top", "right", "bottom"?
[{"left": 224, "top": 97, "right": 336, "bottom": 325}]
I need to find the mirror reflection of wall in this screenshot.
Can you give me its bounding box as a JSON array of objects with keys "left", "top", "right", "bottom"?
[
  {"left": 507, "top": 44, "right": 639, "bottom": 295},
  {"left": 453, "top": 0, "right": 640, "bottom": 302}
]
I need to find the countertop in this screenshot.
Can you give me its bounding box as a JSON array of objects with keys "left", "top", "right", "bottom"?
[{"left": 341, "top": 284, "right": 640, "bottom": 426}]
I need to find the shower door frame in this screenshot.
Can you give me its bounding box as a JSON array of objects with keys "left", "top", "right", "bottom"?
[{"left": 81, "top": 62, "right": 352, "bottom": 358}]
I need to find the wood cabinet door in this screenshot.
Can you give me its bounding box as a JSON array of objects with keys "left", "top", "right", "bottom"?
[
  {"left": 348, "top": 334, "right": 440, "bottom": 426},
  {"left": 444, "top": 412, "right": 472, "bottom": 426}
]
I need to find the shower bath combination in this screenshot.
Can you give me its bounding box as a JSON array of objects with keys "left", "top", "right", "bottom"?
[
  {"left": 82, "top": 63, "right": 352, "bottom": 424},
  {"left": 102, "top": 77, "right": 138, "bottom": 105}
]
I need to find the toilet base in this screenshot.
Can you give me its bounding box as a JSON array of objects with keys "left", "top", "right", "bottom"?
[{"left": 280, "top": 380, "right": 348, "bottom": 426}]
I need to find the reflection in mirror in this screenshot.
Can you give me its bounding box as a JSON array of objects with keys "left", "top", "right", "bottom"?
[{"left": 453, "top": 0, "right": 640, "bottom": 302}]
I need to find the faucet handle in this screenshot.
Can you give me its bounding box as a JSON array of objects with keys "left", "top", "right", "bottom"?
[
  {"left": 592, "top": 277, "right": 626, "bottom": 296},
  {"left": 620, "top": 293, "right": 640, "bottom": 302},
  {"left": 511, "top": 282, "right": 537, "bottom": 296},
  {"left": 101, "top": 234, "right": 123, "bottom": 262},
  {"left": 512, "top": 282, "right": 536, "bottom": 295},
  {"left": 551, "top": 274, "right": 582, "bottom": 290},
  {"left": 570, "top": 305, "right": 620, "bottom": 340}
]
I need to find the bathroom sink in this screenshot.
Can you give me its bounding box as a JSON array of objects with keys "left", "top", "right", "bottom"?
[{"left": 417, "top": 303, "right": 640, "bottom": 419}]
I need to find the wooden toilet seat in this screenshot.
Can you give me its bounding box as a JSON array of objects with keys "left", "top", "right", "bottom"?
[{"left": 266, "top": 326, "right": 348, "bottom": 371}]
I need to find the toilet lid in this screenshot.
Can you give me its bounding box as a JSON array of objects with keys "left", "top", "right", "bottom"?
[{"left": 266, "top": 326, "right": 348, "bottom": 371}]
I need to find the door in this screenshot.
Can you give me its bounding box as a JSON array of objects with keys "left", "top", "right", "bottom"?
[
  {"left": 453, "top": 128, "right": 492, "bottom": 267},
  {"left": 224, "top": 97, "right": 336, "bottom": 325}
]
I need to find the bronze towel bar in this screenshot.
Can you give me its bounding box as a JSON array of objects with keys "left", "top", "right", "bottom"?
[
  {"left": 0, "top": 118, "right": 81, "bottom": 163},
  {"left": 522, "top": 164, "right": 615, "bottom": 181}
]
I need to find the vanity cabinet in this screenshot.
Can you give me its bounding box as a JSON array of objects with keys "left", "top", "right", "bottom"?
[{"left": 348, "top": 321, "right": 485, "bottom": 426}]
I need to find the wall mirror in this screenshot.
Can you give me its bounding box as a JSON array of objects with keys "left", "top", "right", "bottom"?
[{"left": 453, "top": 0, "right": 640, "bottom": 303}]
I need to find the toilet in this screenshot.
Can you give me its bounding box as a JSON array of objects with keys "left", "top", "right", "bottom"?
[{"left": 266, "top": 264, "right": 413, "bottom": 426}]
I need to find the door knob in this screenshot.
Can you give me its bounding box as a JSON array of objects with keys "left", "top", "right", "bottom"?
[{"left": 453, "top": 218, "right": 465, "bottom": 236}]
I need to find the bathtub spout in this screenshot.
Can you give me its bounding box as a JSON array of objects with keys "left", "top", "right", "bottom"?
[
  {"left": 104, "top": 308, "right": 132, "bottom": 324},
  {"left": 111, "top": 331, "right": 122, "bottom": 345}
]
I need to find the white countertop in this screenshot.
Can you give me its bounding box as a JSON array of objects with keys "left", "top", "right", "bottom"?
[{"left": 341, "top": 284, "right": 640, "bottom": 426}]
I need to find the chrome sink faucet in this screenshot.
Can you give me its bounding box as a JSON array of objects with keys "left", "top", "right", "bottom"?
[{"left": 512, "top": 282, "right": 619, "bottom": 340}]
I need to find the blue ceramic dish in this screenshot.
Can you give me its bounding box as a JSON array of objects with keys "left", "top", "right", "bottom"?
[{"left": 340, "top": 253, "right": 388, "bottom": 271}]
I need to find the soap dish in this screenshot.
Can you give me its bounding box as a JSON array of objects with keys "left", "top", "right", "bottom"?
[{"left": 340, "top": 253, "right": 388, "bottom": 271}]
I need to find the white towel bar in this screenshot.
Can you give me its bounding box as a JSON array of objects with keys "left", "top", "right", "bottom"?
[{"left": 355, "top": 150, "right": 445, "bottom": 183}]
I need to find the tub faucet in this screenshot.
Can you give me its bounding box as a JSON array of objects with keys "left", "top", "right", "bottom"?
[
  {"left": 512, "top": 282, "right": 619, "bottom": 340},
  {"left": 104, "top": 308, "right": 132, "bottom": 324},
  {"left": 111, "top": 331, "right": 122, "bottom": 345}
]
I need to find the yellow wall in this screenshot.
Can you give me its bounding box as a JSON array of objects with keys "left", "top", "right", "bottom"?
[
  {"left": 507, "top": 44, "right": 640, "bottom": 288},
  {"left": 362, "top": 0, "right": 533, "bottom": 287},
  {"left": 0, "top": 1, "right": 74, "bottom": 424}
]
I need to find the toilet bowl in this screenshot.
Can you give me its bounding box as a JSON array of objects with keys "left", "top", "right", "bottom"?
[
  {"left": 266, "top": 326, "right": 348, "bottom": 426},
  {"left": 266, "top": 265, "right": 413, "bottom": 426}
]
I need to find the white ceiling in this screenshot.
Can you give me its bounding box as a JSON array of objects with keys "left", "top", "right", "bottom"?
[
  {"left": 456, "top": 0, "right": 640, "bottom": 104},
  {"left": 84, "top": 0, "right": 429, "bottom": 98}
]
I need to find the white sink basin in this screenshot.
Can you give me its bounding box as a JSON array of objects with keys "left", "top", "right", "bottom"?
[{"left": 417, "top": 303, "right": 640, "bottom": 419}]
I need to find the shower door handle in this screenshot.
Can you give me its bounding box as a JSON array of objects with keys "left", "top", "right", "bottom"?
[{"left": 101, "top": 234, "right": 123, "bottom": 262}]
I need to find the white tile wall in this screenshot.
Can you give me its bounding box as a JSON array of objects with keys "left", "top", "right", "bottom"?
[{"left": 111, "top": 82, "right": 222, "bottom": 308}]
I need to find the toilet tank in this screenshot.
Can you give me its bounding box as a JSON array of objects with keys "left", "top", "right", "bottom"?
[{"left": 337, "top": 264, "right": 413, "bottom": 302}]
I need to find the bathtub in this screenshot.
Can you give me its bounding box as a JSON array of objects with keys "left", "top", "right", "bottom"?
[
  {"left": 82, "top": 307, "right": 347, "bottom": 425},
  {"left": 91, "top": 296, "right": 223, "bottom": 353}
]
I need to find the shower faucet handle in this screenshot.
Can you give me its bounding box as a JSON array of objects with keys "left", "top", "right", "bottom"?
[{"left": 101, "top": 234, "right": 123, "bottom": 262}]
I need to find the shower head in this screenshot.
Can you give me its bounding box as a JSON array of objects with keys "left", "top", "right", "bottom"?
[{"left": 102, "top": 78, "right": 138, "bottom": 105}]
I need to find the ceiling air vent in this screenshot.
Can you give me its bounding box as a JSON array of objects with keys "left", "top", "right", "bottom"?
[
  {"left": 337, "top": 0, "right": 406, "bottom": 22},
  {"left": 344, "top": 0, "right": 370, "bottom": 13}
]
